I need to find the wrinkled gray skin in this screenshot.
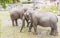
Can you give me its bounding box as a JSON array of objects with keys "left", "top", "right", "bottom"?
[
  {"left": 10, "top": 8, "right": 27, "bottom": 26},
  {"left": 25, "top": 10, "right": 58, "bottom": 36}
]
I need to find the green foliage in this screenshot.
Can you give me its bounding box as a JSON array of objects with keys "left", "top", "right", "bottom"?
[
  {"left": 48, "top": 5, "right": 58, "bottom": 14},
  {"left": 21, "top": 2, "right": 32, "bottom": 4},
  {"left": 0, "top": 0, "right": 15, "bottom": 8},
  {"left": 41, "top": 6, "right": 47, "bottom": 11},
  {"left": 41, "top": 5, "right": 58, "bottom": 14}
]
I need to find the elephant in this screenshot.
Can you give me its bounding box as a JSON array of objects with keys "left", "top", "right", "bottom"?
[
  {"left": 10, "top": 7, "right": 28, "bottom": 27},
  {"left": 20, "top": 9, "right": 33, "bottom": 32},
  {"left": 24, "top": 10, "right": 58, "bottom": 36}
]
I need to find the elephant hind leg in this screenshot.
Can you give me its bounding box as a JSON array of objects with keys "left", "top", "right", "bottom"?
[
  {"left": 50, "top": 23, "right": 58, "bottom": 36},
  {"left": 15, "top": 19, "right": 18, "bottom": 26},
  {"left": 12, "top": 19, "right": 15, "bottom": 26}
]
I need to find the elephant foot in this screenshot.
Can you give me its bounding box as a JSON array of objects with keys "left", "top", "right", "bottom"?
[
  {"left": 20, "top": 30, "right": 22, "bottom": 32},
  {"left": 16, "top": 25, "right": 18, "bottom": 26},
  {"left": 20, "top": 29, "right": 22, "bottom": 32},
  {"left": 33, "top": 32, "right": 38, "bottom": 35},
  {"left": 13, "top": 25, "right": 15, "bottom": 27},
  {"left": 50, "top": 31, "right": 58, "bottom": 36},
  {"left": 27, "top": 25, "right": 29, "bottom": 27},
  {"left": 28, "top": 30, "right": 31, "bottom": 32}
]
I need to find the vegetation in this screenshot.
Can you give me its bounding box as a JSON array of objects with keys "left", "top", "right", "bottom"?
[
  {"left": 0, "top": 0, "right": 20, "bottom": 8},
  {"left": 21, "top": 1, "right": 32, "bottom": 4},
  {"left": 0, "top": 0, "right": 12, "bottom": 8},
  {"left": 0, "top": 0, "right": 58, "bottom": 13},
  {"left": 41, "top": 5, "right": 58, "bottom": 14}
]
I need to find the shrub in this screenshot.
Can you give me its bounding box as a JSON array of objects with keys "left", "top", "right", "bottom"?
[{"left": 41, "top": 5, "right": 58, "bottom": 14}]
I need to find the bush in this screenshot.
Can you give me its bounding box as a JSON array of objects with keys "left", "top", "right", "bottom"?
[
  {"left": 48, "top": 5, "right": 58, "bottom": 14},
  {"left": 41, "top": 5, "right": 58, "bottom": 14}
]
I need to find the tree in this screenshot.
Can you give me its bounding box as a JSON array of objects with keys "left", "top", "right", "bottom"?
[
  {"left": 0, "top": 0, "right": 13, "bottom": 8},
  {"left": 13, "top": 0, "right": 16, "bottom": 3},
  {"left": 13, "top": 0, "right": 20, "bottom": 3},
  {"left": 0, "top": 0, "right": 20, "bottom": 8}
]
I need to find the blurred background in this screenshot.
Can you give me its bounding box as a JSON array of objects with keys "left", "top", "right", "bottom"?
[{"left": 0, "top": 0, "right": 60, "bottom": 38}]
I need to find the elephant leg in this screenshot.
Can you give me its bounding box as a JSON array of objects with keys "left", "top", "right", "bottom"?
[
  {"left": 15, "top": 19, "right": 18, "bottom": 26},
  {"left": 50, "top": 23, "right": 58, "bottom": 36},
  {"left": 25, "top": 18, "right": 29, "bottom": 27},
  {"left": 12, "top": 20, "right": 14, "bottom": 26},
  {"left": 20, "top": 17, "right": 25, "bottom": 32},
  {"left": 27, "top": 21, "right": 29, "bottom": 27},
  {"left": 33, "top": 23, "right": 38, "bottom": 35},
  {"left": 28, "top": 23, "right": 33, "bottom": 32}
]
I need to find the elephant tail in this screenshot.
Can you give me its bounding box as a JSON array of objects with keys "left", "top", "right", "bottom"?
[
  {"left": 56, "top": 16, "right": 58, "bottom": 22},
  {"left": 54, "top": 15, "right": 58, "bottom": 22},
  {"left": 57, "top": 17, "right": 58, "bottom": 22}
]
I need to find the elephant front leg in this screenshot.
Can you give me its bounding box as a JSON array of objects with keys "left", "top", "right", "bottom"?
[
  {"left": 33, "top": 23, "right": 38, "bottom": 35},
  {"left": 28, "top": 23, "right": 33, "bottom": 32},
  {"left": 50, "top": 24, "right": 58, "bottom": 36},
  {"left": 25, "top": 18, "right": 29, "bottom": 27},
  {"left": 20, "top": 17, "right": 25, "bottom": 32},
  {"left": 20, "top": 20, "right": 25, "bottom": 32},
  {"left": 27, "top": 21, "right": 29, "bottom": 27}
]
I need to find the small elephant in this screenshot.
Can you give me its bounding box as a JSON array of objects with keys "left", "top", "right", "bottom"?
[
  {"left": 25, "top": 10, "right": 58, "bottom": 36},
  {"left": 10, "top": 7, "right": 27, "bottom": 26}
]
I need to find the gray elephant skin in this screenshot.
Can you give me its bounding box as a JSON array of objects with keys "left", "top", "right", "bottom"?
[
  {"left": 24, "top": 10, "right": 58, "bottom": 36},
  {"left": 10, "top": 8, "right": 27, "bottom": 26}
]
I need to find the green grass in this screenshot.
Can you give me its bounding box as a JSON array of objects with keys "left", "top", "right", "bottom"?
[{"left": 0, "top": 20, "right": 2, "bottom": 26}]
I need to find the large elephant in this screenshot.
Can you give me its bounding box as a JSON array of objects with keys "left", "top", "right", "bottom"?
[{"left": 24, "top": 10, "right": 58, "bottom": 36}]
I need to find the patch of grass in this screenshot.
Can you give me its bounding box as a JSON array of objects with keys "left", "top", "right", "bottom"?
[
  {"left": 0, "top": 32, "right": 3, "bottom": 36},
  {"left": 0, "top": 20, "right": 2, "bottom": 26}
]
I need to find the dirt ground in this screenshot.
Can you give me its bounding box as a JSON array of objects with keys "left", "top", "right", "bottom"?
[{"left": 0, "top": 11, "right": 60, "bottom": 38}]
